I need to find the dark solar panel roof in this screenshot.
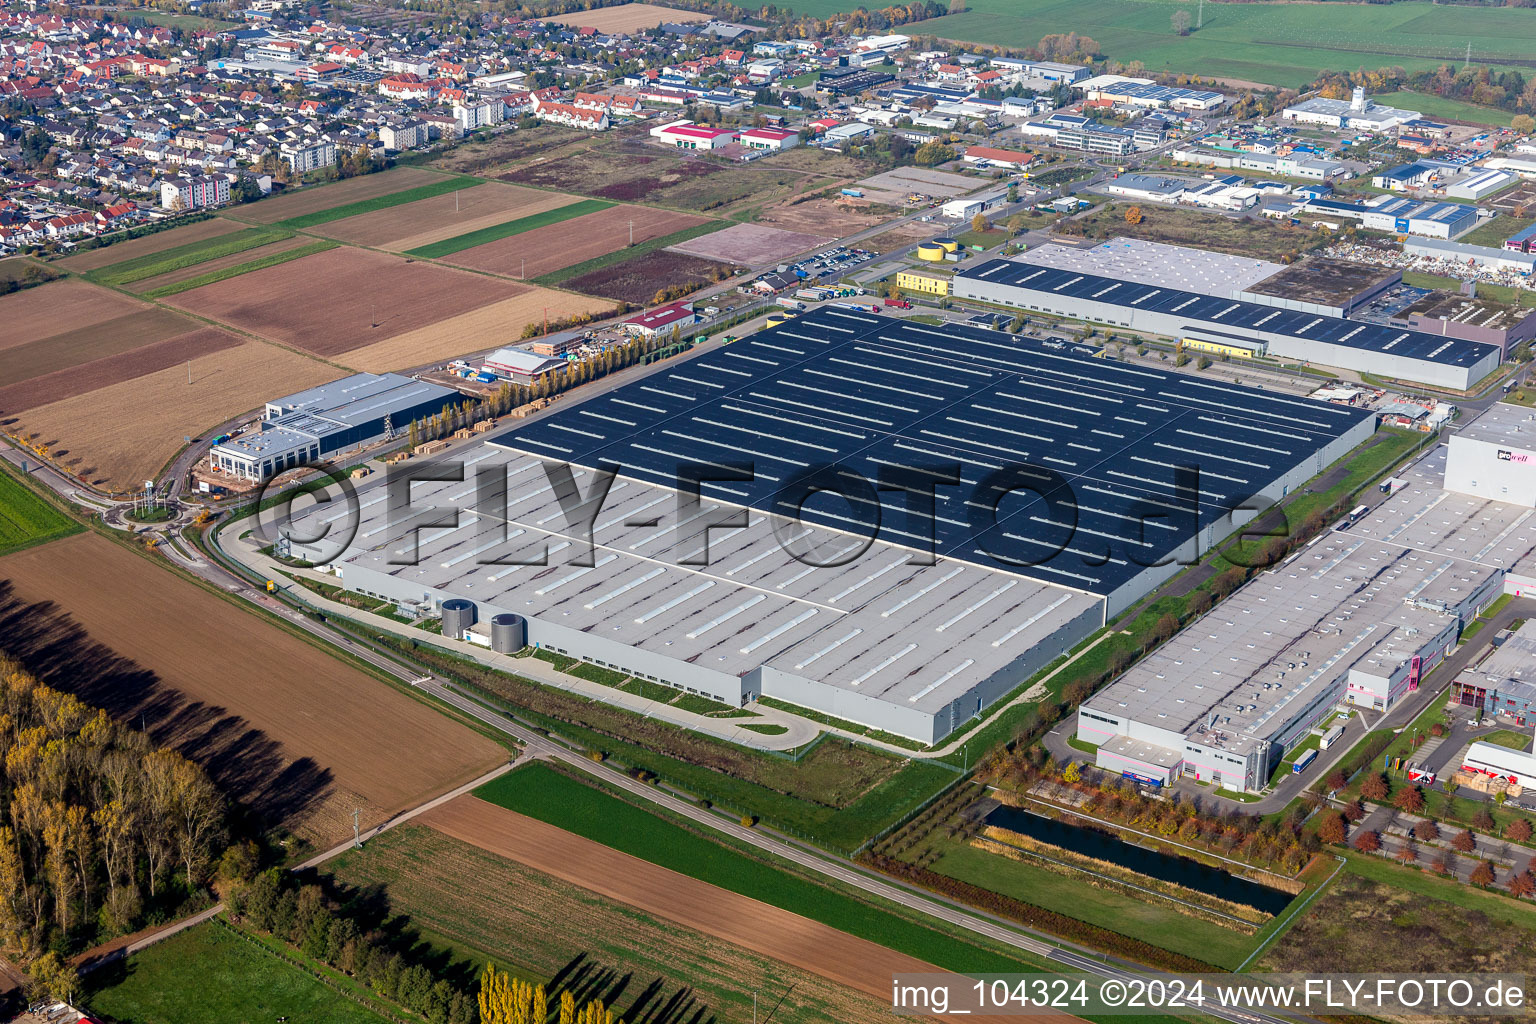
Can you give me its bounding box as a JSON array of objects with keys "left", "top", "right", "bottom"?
[
  {"left": 959, "top": 260, "right": 1498, "bottom": 368},
  {"left": 489, "top": 307, "right": 1372, "bottom": 596}
]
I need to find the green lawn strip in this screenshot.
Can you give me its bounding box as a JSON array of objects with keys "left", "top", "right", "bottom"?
[
  {"left": 1341, "top": 851, "right": 1536, "bottom": 927},
  {"left": 478, "top": 763, "right": 1048, "bottom": 972},
  {"left": 670, "top": 692, "right": 740, "bottom": 715},
  {"left": 84, "top": 226, "right": 293, "bottom": 287},
  {"left": 141, "top": 240, "right": 338, "bottom": 298},
  {"left": 532, "top": 220, "right": 726, "bottom": 286},
  {"left": 276, "top": 175, "right": 481, "bottom": 230},
  {"left": 755, "top": 694, "right": 929, "bottom": 751},
  {"left": 1460, "top": 592, "right": 1513, "bottom": 642},
  {"left": 382, "top": 636, "right": 951, "bottom": 851},
  {"left": 739, "top": 722, "right": 789, "bottom": 735},
  {"left": 83, "top": 919, "right": 393, "bottom": 1024},
  {"left": 1481, "top": 729, "right": 1532, "bottom": 751},
  {"left": 925, "top": 837, "right": 1257, "bottom": 969},
  {"left": 406, "top": 198, "right": 614, "bottom": 258},
  {"left": 565, "top": 660, "right": 628, "bottom": 687},
  {"left": 0, "top": 461, "right": 82, "bottom": 557}
]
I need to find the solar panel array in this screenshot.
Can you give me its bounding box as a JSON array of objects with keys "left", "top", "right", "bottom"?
[
  {"left": 491, "top": 307, "right": 1371, "bottom": 597},
  {"left": 958, "top": 260, "right": 1499, "bottom": 368}
]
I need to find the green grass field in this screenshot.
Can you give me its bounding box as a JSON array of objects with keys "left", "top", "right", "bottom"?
[
  {"left": 277, "top": 175, "right": 481, "bottom": 230},
  {"left": 84, "top": 226, "right": 293, "bottom": 288},
  {"left": 1462, "top": 214, "right": 1534, "bottom": 249},
  {"left": 141, "top": 240, "right": 339, "bottom": 298},
  {"left": 118, "top": 9, "right": 242, "bottom": 30},
  {"left": 861, "top": 0, "right": 1535, "bottom": 89},
  {"left": 83, "top": 921, "right": 392, "bottom": 1024},
  {"left": 476, "top": 763, "right": 1038, "bottom": 973},
  {"left": 406, "top": 198, "right": 613, "bottom": 259},
  {"left": 0, "top": 464, "right": 80, "bottom": 557},
  {"left": 924, "top": 838, "right": 1259, "bottom": 968},
  {"left": 1370, "top": 91, "right": 1514, "bottom": 128}
]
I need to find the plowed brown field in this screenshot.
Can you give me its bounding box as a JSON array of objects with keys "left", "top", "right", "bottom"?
[
  {"left": 423, "top": 797, "right": 947, "bottom": 1002},
  {"left": 8, "top": 340, "right": 335, "bottom": 488},
  {"left": 544, "top": 3, "right": 706, "bottom": 32},
  {"left": 339, "top": 289, "right": 615, "bottom": 372},
  {"left": 0, "top": 278, "right": 147, "bottom": 345},
  {"left": 443, "top": 206, "right": 710, "bottom": 278},
  {"left": 0, "top": 307, "right": 192, "bottom": 387},
  {"left": 0, "top": 534, "right": 506, "bottom": 845},
  {"left": 316, "top": 181, "right": 576, "bottom": 251},
  {"left": 167, "top": 247, "right": 526, "bottom": 356},
  {"left": 232, "top": 166, "right": 447, "bottom": 224},
  {"left": 57, "top": 218, "right": 245, "bottom": 272},
  {"left": 0, "top": 327, "right": 241, "bottom": 414}
]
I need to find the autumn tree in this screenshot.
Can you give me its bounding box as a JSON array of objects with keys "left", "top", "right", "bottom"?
[
  {"left": 1396, "top": 841, "right": 1417, "bottom": 865},
  {"left": 1513, "top": 113, "right": 1535, "bottom": 135},
  {"left": 1171, "top": 9, "right": 1191, "bottom": 35},
  {"left": 1413, "top": 818, "right": 1441, "bottom": 843},
  {"left": 1393, "top": 785, "right": 1425, "bottom": 814},
  {"left": 1317, "top": 812, "right": 1347, "bottom": 845},
  {"left": 1125, "top": 206, "right": 1144, "bottom": 225},
  {"left": 1506, "top": 818, "right": 1533, "bottom": 843},
  {"left": 1470, "top": 860, "right": 1496, "bottom": 887},
  {"left": 971, "top": 211, "right": 990, "bottom": 233},
  {"left": 1452, "top": 829, "right": 1477, "bottom": 852},
  {"left": 1354, "top": 830, "right": 1380, "bottom": 853},
  {"left": 1361, "top": 772, "right": 1390, "bottom": 801}
]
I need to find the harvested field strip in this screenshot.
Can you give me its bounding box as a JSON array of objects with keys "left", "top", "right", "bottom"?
[
  {"left": 85, "top": 227, "right": 294, "bottom": 288},
  {"left": 233, "top": 166, "right": 447, "bottom": 224},
  {"left": 0, "top": 533, "right": 507, "bottom": 843},
  {"left": 0, "top": 307, "right": 192, "bottom": 386},
  {"left": 0, "top": 464, "right": 78, "bottom": 558},
  {"left": 474, "top": 764, "right": 1038, "bottom": 976},
  {"left": 166, "top": 247, "right": 527, "bottom": 356},
  {"left": 405, "top": 198, "right": 613, "bottom": 259},
  {"left": 142, "top": 240, "right": 339, "bottom": 299},
  {"left": 533, "top": 221, "right": 724, "bottom": 286},
  {"left": 127, "top": 235, "right": 315, "bottom": 294},
  {"left": 57, "top": 217, "right": 243, "bottom": 272},
  {"left": 0, "top": 328, "right": 242, "bottom": 415},
  {"left": 6, "top": 341, "right": 336, "bottom": 490},
  {"left": 441, "top": 205, "right": 709, "bottom": 278},
  {"left": 555, "top": 248, "right": 727, "bottom": 305},
  {"left": 321, "top": 826, "right": 899, "bottom": 1024},
  {"left": 337, "top": 288, "right": 614, "bottom": 372},
  {"left": 423, "top": 796, "right": 961, "bottom": 1006},
  {"left": 0, "top": 278, "right": 148, "bottom": 344},
  {"left": 314, "top": 182, "right": 574, "bottom": 251},
  {"left": 277, "top": 176, "right": 480, "bottom": 230}
]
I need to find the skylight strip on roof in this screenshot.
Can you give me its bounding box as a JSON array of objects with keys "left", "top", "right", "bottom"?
[
  {"left": 634, "top": 580, "right": 716, "bottom": 624},
  {"left": 585, "top": 567, "right": 668, "bottom": 610},
  {"left": 909, "top": 659, "right": 976, "bottom": 702},
  {"left": 741, "top": 608, "right": 820, "bottom": 655}
]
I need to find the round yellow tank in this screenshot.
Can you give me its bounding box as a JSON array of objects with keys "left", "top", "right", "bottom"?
[
  {"left": 916, "top": 243, "right": 946, "bottom": 262},
  {"left": 934, "top": 237, "right": 960, "bottom": 253}
]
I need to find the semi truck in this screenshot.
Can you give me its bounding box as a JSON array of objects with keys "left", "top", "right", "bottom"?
[
  {"left": 1320, "top": 723, "right": 1345, "bottom": 749},
  {"left": 1293, "top": 748, "right": 1319, "bottom": 774}
]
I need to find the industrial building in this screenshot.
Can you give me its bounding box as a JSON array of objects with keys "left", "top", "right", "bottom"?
[
  {"left": 1444, "top": 401, "right": 1536, "bottom": 504},
  {"left": 1011, "top": 238, "right": 1285, "bottom": 299},
  {"left": 285, "top": 308, "right": 1371, "bottom": 742},
  {"left": 1078, "top": 75, "right": 1225, "bottom": 112},
  {"left": 953, "top": 258, "right": 1501, "bottom": 390},
  {"left": 1452, "top": 620, "right": 1536, "bottom": 723},
  {"left": 1239, "top": 258, "right": 1402, "bottom": 318},
  {"left": 1281, "top": 87, "right": 1420, "bottom": 131},
  {"left": 1393, "top": 274, "right": 1536, "bottom": 357},
  {"left": 1080, "top": 421, "right": 1536, "bottom": 792},
  {"left": 481, "top": 347, "right": 565, "bottom": 385},
  {"left": 1171, "top": 147, "right": 1347, "bottom": 180},
  {"left": 1293, "top": 194, "right": 1480, "bottom": 240},
  {"left": 210, "top": 372, "right": 462, "bottom": 481}
]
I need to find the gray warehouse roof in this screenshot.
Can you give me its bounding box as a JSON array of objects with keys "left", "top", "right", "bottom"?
[
  {"left": 491, "top": 306, "right": 1372, "bottom": 597},
  {"left": 293, "top": 449, "right": 1102, "bottom": 719},
  {"left": 958, "top": 260, "right": 1498, "bottom": 369}
]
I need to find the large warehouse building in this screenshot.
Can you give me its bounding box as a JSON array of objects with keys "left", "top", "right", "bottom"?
[
  {"left": 1082, "top": 401, "right": 1536, "bottom": 792},
  {"left": 212, "top": 373, "right": 462, "bottom": 481},
  {"left": 953, "top": 258, "right": 1500, "bottom": 390},
  {"left": 287, "top": 308, "right": 1372, "bottom": 743}
]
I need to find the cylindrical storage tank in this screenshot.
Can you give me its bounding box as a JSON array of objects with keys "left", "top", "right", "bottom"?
[
  {"left": 934, "top": 237, "right": 960, "bottom": 253},
  {"left": 441, "top": 598, "right": 475, "bottom": 640},
  {"left": 916, "top": 243, "right": 946, "bottom": 262},
  {"left": 490, "top": 613, "right": 526, "bottom": 654}
]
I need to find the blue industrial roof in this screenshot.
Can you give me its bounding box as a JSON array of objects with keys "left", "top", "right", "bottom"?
[
  {"left": 956, "top": 261, "right": 1498, "bottom": 369},
  {"left": 1093, "top": 81, "right": 1224, "bottom": 105},
  {"left": 488, "top": 307, "right": 1371, "bottom": 596},
  {"left": 1509, "top": 223, "right": 1536, "bottom": 244}
]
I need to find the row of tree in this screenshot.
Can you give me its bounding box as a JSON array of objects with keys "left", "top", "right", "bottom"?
[
  {"left": 479, "top": 966, "right": 628, "bottom": 1024},
  {"left": 0, "top": 655, "right": 227, "bottom": 957}
]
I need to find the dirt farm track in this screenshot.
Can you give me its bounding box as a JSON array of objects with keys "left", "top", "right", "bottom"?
[{"left": 0, "top": 534, "right": 506, "bottom": 845}]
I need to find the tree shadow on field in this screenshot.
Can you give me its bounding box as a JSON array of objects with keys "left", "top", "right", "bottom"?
[
  {"left": 547, "top": 955, "right": 714, "bottom": 1024},
  {"left": 0, "top": 579, "right": 335, "bottom": 836}
]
